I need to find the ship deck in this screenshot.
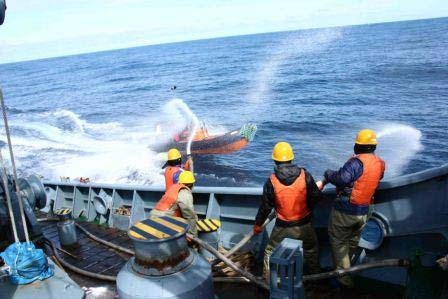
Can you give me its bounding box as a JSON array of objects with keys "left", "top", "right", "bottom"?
[{"left": 37, "top": 212, "right": 403, "bottom": 299}]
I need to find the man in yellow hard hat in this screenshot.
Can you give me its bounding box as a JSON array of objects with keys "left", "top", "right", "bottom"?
[
  {"left": 150, "top": 171, "right": 198, "bottom": 236},
  {"left": 253, "top": 142, "right": 324, "bottom": 278},
  {"left": 162, "top": 148, "right": 193, "bottom": 190},
  {"left": 318, "top": 129, "right": 385, "bottom": 288}
]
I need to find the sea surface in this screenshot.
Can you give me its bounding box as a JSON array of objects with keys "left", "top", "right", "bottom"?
[{"left": 0, "top": 17, "right": 447, "bottom": 187}]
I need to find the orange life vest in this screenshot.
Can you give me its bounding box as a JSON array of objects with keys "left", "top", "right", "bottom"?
[
  {"left": 164, "top": 166, "right": 181, "bottom": 190},
  {"left": 154, "top": 184, "right": 189, "bottom": 217},
  {"left": 350, "top": 154, "right": 385, "bottom": 205},
  {"left": 270, "top": 169, "right": 310, "bottom": 222},
  {"left": 164, "top": 160, "right": 191, "bottom": 190}
]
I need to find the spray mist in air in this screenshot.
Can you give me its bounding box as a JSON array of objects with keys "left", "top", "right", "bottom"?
[
  {"left": 163, "top": 98, "right": 200, "bottom": 156},
  {"left": 245, "top": 28, "right": 344, "bottom": 119},
  {"left": 0, "top": 97, "right": 203, "bottom": 186},
  {"left": 376, "top": 124, "right": 423, "bottom": 177},
  {"left": 317, "top": 123, "right": 423, "bottom": 178}
]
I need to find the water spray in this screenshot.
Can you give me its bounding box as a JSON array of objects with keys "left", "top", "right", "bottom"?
[
  {"left": 168, "top": 98, "right": 199, "bottom": 173},
  {"left": 376, "top": 124, "right": 423, "bottom": 177},
  {"left": 246, "top": 28, "right": 343, "bottom": 119}
]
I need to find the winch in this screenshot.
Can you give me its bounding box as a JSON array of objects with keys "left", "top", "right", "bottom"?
[
  {"left": 117, "top": 216, "right": 214, "bottom": 299},
  {"left": 0, "top": 174, "right": 47, "bottom": 247}
]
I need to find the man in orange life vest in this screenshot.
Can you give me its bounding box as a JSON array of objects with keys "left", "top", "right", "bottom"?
[
  {"left": 162, "top": 148, "right": 192, "bottom": 190},
  {"left": 253, "top": 142, "right": 324, "bottom": 277},
  {"left": 319, "top": 129, "right": 385, "bottom": 287},
  {"left": 150, "top": 171, "right": 198, "bottom": 236}
]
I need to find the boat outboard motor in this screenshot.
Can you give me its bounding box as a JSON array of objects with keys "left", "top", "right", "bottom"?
[
  {"left": 0, "top": 0, "right": 6, "bottom": 25},
  {"left": 117, "top": 216, "right": 214, "bottom": 299},
  {"left": 0, "top": 174, "right": 47, "bottom": 246}
]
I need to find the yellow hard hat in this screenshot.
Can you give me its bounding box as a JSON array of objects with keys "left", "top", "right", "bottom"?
[
  {"left": 178, "top": 171, "right": 195, "bottom": 184},
  {"left": 167, "top": 148, "right": 182, "bottom": 161},
  {"left": 355, "top": 129, "right": 378, "bottom": 145},
  {"left": 272, "top": 142, "right": 294, "bottom": 162}
]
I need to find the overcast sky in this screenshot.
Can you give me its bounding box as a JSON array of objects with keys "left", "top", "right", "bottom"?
[{"left": 1, "top": 0, "right": 447, "bottom": 64}]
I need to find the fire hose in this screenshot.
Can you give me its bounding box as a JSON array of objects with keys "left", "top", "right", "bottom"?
[
  {"left": 211, "top": 211, "right": 276, "bottom": 267},
  {"left": 39, "top": 218, "right": 267, "bottom": 289},
  {"left": 212, "top": 258, "right": 410, "bottom": 284},
  {"left": 44, "top": 237, "right": 117, "bottom": 282},
  {"left": 38, "top": 218, "right": 135, "bottom": 255},
  {"left": 303, "top": 258, "right": 410, "bottom": 281},
  {"left": 187, "top": 233, "right": 269, "bottom": 290},
  {"left": 38, "top": 218, "right": 410, "bottom": 290}
]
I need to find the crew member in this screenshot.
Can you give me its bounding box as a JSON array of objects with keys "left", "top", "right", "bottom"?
[
  {"left": 320, "top": 129, "right": 385, "bottom": 288},
  {"left": 150, "top": 171, "right": 198, "bottom": 236},
  {"left": 253, "top": 142, "right": 323, "bottom": 278},
  {"left": 163, "top": 148, "right": 192, "bottom": 190}
]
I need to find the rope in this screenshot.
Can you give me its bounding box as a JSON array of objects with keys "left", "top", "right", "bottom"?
[
  {"left": 0, "top": 150, "right": 19, "bottom": 242},
  {"left": 211, "top": 211, "right": 276, "bottom": 267},
  {"left": 45, "top": 238, "right": 117, "bottom": 282},
  {"left": 40, "top": 218, "right": 266, "bottom": 289},
  {"left": 188, "top": 233, "right": 270, "bottom": 290},
  {"left": 214, "top": 259, "right": 410, "bottom": 284},
  {"left": 74, "top": 223, "right": 134, "bottom": 255},
  {"left": 0, "top": 87, "right": 30, "bottom": 243},
  {"left": 239, "top": 123, "right": 257, "bottom": 141},
  {"left": 0, "top": 88, "right": 30, "bottom": 243},
  {"left": 303, "top": 258, "right": 410, "bottom": 282},
  {"left": 38, "top": 218, "right": 410, "bottom": 288},
  {"left": 37, "top": 218, "right": 134, "bottom": 255},
  {"left": 39, "top": 218, "right": 267, "bottom": 288}
]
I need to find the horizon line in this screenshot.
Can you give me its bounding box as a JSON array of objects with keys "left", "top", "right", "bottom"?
[{"left": 1, "top": 15, "right": 447, "bottom": 66}]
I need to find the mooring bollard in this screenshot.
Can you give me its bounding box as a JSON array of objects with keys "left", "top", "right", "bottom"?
[
  {"left": 196, "top": 218, "right": 221, "bottom": 260},
  {"left": 55, "top": 209, "right": 78, "bottom": 247}
]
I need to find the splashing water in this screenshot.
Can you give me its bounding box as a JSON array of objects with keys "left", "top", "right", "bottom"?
[
  {"left": 318, "top": 123, "right": 423, "bottom": 178},
  {"left": 0, "top": 107, "right": 424, "bottom": 184},
  {"left": 0, "top": 109, "right": 163, "bottom": 184},
  {"left": 376, "top": 124, "right": 423, "bottom": 177},
  {"left": 163, "top": 98, "right": 200, "bottom": 155},
  {"left": 0, "top": 99, "right": 202, "bottom": 185}
]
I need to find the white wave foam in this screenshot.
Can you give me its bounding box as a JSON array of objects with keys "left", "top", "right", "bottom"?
[
  {"left": 0, "top": 103, "right": 421, "bottom": 185},
  {"left": 51, "top": 109, "right": 123, "bottom": 134},
  {"left": 0, "top": 100, "right": 202, "bottom": 185}
]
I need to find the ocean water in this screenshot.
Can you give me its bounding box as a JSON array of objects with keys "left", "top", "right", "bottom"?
[{"left": 0, "top": 17, "right": 447, "bottom": 187}]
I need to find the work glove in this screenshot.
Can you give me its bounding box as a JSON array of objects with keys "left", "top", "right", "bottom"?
[
  {"left": 253, "top": 224, "right": 263, "bottom": 235},
  {"left": 316, "top": 181, "right": 325, "bottom": 191}
]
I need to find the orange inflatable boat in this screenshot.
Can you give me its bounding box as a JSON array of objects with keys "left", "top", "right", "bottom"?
[{"left": 154, "top": 123, "right": 257, "bottom": 155}]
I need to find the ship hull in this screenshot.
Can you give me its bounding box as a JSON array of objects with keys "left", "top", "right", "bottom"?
[{"left": 42, "top": 164, "right": 448, "bottom": 287}]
